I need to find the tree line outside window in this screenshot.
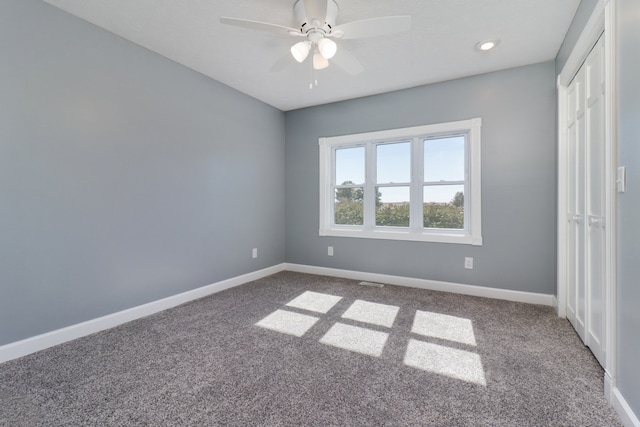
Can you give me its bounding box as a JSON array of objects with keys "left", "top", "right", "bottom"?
[{"left": 335, "top": 181, "right": 464, "bottom": 229}]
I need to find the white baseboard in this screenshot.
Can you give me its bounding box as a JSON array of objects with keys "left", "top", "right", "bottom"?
[
  {"left": 0, "top": 262, "right": 556, "bottom": 364},
  {"left": 0, "top": 264, "right": 286, "bottom": 364},
  {"left": 284, "top": 263, "right": 555, "bottom": 306},
  {"left": 551, "top": 295, "right": 561, "bottom": 316},
  {"left": 605, "top": 371, "right": 614, "bottom": 404},
  {"left": 611, "top": 385, "right": 640, "bottom": 427}
]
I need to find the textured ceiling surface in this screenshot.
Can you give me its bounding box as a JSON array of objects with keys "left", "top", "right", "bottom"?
[{"left": 41, "top": 0, "right": 580, "bottom": 111}]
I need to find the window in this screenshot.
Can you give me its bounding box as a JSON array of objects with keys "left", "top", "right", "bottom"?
[{"left": 319, "top": 118, "right": 482, "bottom": 245}]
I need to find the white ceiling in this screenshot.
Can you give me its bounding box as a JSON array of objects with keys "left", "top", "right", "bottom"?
[{"left": 41, "top": 0, "right": 580, "bottom": 111}]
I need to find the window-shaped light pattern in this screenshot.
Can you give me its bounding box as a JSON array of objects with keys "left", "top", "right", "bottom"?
[
  {"left": 341, "top": 300, "right": 399, "bottom": 328},
  {"left": 286, "top": 291, "right": 342, "bottom": 314},
  {"left": 256, "top": 290, "right": 486, "bottom": 386},
  {"left": 404, "top": 339, "right": 486, "bottom": 386},
  {"left": 411, "top": 310, "right": 477, "bottom": 346},
  {"left": 320, "top": 323, "right": 389, "bottom": 357},
  {"left": 256, "top": 309, "right": 319, "bottom": 337}
]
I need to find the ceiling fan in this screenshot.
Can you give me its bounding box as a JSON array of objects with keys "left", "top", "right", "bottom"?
[{"left": 220, "top": 0, "right": 411, "bottom": 77}]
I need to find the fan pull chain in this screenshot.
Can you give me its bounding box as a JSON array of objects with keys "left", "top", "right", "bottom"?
[{"left": 309, "top": 58, "right": 318, "bottom": 89}]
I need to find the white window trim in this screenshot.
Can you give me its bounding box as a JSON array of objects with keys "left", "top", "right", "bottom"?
[{"left": 319, "top": 118, "right": 482, "bottom": 246}]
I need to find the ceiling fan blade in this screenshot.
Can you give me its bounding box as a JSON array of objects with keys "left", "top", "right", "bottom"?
[
  {"left": 331, "top": 46, "right": 364, "bottom": 76},
  {"left": 220, "top": 17, "right": 300, "bottom": 36},
  {"left": 332, "top": 16, "right": 411, "bottom": 40},
  {"left": 303, "top": 0, "right": 328, "bottom": 23}
]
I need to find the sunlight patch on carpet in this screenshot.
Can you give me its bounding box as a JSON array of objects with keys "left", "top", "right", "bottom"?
[
  {"left": 256, "top": 309, "right": 319, "bottom": 337},
  {"left": 341, "top": 300, "right": 399, "bottom": 328},
  {"left": 285, "top": 291, "right": 343, "bottom": 314},
  {"left": 320, "top": 323, "right": 389, "bottom": 357},
  {"left": 411, "top": 310, "right": 477, "bottom": 346},
  {"left": 404, "top": 339, "right": 486, "bottom": 386}
]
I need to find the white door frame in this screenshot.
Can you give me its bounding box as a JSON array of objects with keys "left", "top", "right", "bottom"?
[{"left": 557, "top": 0, "right": 616, "bottom": 399}]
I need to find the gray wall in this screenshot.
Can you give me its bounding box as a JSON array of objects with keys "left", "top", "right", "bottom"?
[
  {"left": 0, "top": 0, "right": 285, "bottom": 345},
  {"left": 555, "top": 0, "right": 600, "bottom": 75},
  {"left": 616, "top": 0, "right": 640, "bottom": 417},
  {"left": 285, "top": 62, "right": 557, "bottom": 294}
]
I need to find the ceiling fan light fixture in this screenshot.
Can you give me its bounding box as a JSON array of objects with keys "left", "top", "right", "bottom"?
[
  {"left": 313, "top": 53, "right": 329, "bottom": 70},
  {"left": 291, "top": 41, "right": 311, "bottom": 62},
  {"left": 317, "top": 38, "right": 337, "bottom": 59}
]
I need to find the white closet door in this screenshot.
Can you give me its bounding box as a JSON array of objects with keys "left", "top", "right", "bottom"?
[
  {"left": 566, "top": 72, "right": 582, "bottom": 337},
  {"left": 585, "top": 37, "right": 606, "bottom": 365},
  {"left": 565, "top": 35, "right": 606, "bottom": 367},
  {"left": 568, "top": 68, "right": 587, "bottom": 341}
]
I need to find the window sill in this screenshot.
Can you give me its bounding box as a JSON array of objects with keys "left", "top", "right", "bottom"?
[{"left": 319, "top": 228, "right": 483, "bottom": 246}]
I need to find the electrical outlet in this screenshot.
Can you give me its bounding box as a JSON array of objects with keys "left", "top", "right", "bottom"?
[
  {"left": 328, "top": 246, "right": 334, "bottom": 256},
  {"left": 252, "top": 248, "right": 258, "bottom": 259},
  {"left": 464, "top": 257, "right": 473, "bottom": 269}
]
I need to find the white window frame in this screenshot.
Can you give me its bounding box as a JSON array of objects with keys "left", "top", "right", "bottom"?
[{"left": 319, "top": 118, "right": 482, "bottom": 245}]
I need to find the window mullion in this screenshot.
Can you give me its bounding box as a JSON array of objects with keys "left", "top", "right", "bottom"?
[
  {"left": 464, "top": 134, "right": 471, "bottom": 231},
  {"left": 423, "top": 180, "right": 465, "bottom": 186},
  {"left": 364, "top": 142, "right": 376, "bottom": 229},
  {"left": 328, "top": 145, "right": 336, "bottom": 228},
  {"left": 410, "top": 137, "right": 423, "bottom": 230}
]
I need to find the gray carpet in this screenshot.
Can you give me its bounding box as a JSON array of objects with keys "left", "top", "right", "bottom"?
[{"left": 0, "top": 272, "right": 622, "bottom": 426}]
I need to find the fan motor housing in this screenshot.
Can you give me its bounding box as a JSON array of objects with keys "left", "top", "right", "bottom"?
[{"left": 293, "top": 0, "right": 339, "bottom": 33}]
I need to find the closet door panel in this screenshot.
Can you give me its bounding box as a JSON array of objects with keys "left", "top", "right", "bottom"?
[
  {"left": 564, "top": 35, "right": 606, "bottom": 367},
  {"left": 585, "top": 38, "right": 606, "bottom": 366}
]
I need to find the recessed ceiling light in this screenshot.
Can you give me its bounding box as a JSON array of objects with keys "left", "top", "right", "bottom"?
[{"left": 475, "top": 40, "right": 499, "bottom": 51}]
